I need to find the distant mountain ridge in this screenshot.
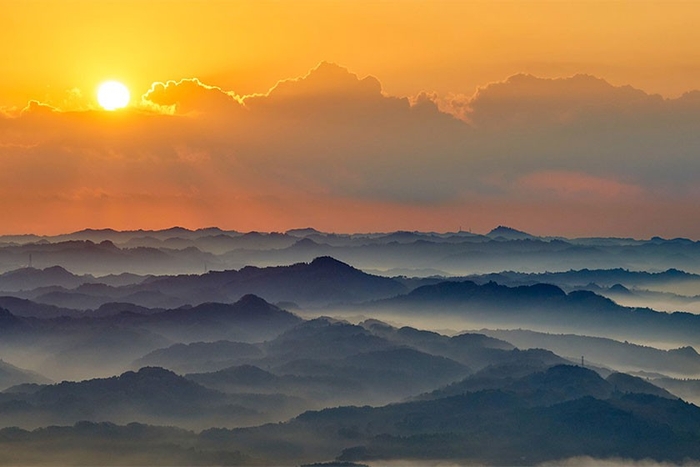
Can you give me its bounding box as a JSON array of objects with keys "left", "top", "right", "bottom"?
[
  {"left": 487, "top": 225, "right": 535, "bottom": 240},
  {"left": 481, "top": 328, "right": 700, "bottom": 377},
  {"left": 101, "top": 256, "right": 408, "bottom": 308},
  {"left": 2, "top": 227, "right": 700, "bottom": 465},
  {"left": 3, "top": 227, "right": 700, "bottom": 277},
  {"left": 0, "top": 367, "right": 260, "bottom": 429},
  {"left": 193, "top": 364, "right": 699, "bottom": 465},
  {"left": 369, "top": 279, "right": 700, "bottom": 346}
]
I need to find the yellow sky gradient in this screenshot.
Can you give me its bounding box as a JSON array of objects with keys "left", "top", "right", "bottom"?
[
  {"left": 3, "top": 0, "right": 700, "bottom": 110},
  {"left": 2, "top": 1, "right": 700, "bottom": 238}
]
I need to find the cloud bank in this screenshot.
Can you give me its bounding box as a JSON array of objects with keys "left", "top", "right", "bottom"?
[{"left": 2, "top": 62, "right": 700, "bottom": 237}]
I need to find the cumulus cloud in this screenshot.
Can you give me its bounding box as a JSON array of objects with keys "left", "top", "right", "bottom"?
[
  {"left": 267, "top": 61, "right": 381, "bottom": 97},
  {"left": 141, "top": 78, "right": 244, "bottom": 115},
  {"left": 20, "top": 100, "right": 59, "bottom": 116},
  {"left": 467, "top": 73, "right": 665, "bottom": 129},
  {"left": 2, "top": 63, "right": 700, "bottom": 236},
  {"left": 243, "top": 61, "right": 416, "bottom": 125}
]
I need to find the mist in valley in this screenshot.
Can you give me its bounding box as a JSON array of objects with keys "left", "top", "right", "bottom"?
[{"left": 2, "top": 228, "right": 700, "bottom": 464}]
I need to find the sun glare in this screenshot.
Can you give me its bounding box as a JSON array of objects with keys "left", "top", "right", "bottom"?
[{"left": 97, "top": 81, "right": 130, "bottom": 111}]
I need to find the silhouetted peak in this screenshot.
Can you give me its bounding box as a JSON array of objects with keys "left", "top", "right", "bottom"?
[
  {"left": 180, "top": 296, "right": 297, "bottom": 324},
  {"left": 128, "top": 366, "right": 180, "bottom": 380},
  {"left": 360, "top": 318, "right": 393, "bottom": 330},
  {"left": 0, "top": 307, "right": 20, "bottom": 324},
  {"left": 98, "top": 240, "right": 118, "bottom": 249},
  {"left": 195, "top": 227, "right": 226, "bottom": 234},
  {"left": 520, "top": 364, "right": 610, "bottom": 398},
  {"left": 521, "top": 283, "right": 567, "bottom": 298},
  {"left": 487, "top": 226, "right": 534, "bottom": 239},
  {"left": 609, "top": 283, "right": 631, "bottom": 294},
  {"left": 236, "top": 294, "right": 274, "bottom": 309},
  {"left": 566, "top": 289, "right": 617, "bottom": 306},
  {"left": 664, "top": 268, "right": 691, "bottom": 277},
  {"left": 410, "top": 280, "right": 559, "bottom": 300},
  {"left": 299, "top": 316, "right": 346, "bottom": 329},
  {"left": 286, "top": 227, "right": 323, "bottom": 236},
  {"left": 309, "top": 256, "right": 353, "bottom": 271},
  {"left": 668, "top": 346, "right": 700, "bottom": 357},
  {"left": 276, "top": 317, "right": 364, "bottom": 342},
  {"left": 292, "top": 238, "right": 319, "bottom": 248},
  {"left": 606, "top": 372, "right": 675, "bottom": 398},
  {"left": 42, "top": 265, "right": 72, "bottom": 275},
  {"left": 161, "top": 226, "right": 192, "bottom": 234},
  {"left": 2, "top": 265, "right": 73, "bottom": 278}
]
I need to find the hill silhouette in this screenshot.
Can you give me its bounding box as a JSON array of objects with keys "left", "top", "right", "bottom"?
[
  {"left": 194, "top": 364, "right": 697, "bottom": 465},
  {"left": 371, "top": 280, "right": 700, "bottom": 345},
  {"left": 129, "top": 256, "right": 407, "bottom": 308},
  {"left": 0, "top": 367, "right": 260, "bottom": 429},
  {"left": 487, "top": 225, "right": 535, "bottom": 240}
]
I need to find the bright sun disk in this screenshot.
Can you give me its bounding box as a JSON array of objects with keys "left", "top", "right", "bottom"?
[{"left": 97, "top": 81, "right": 130, "bottom": 111}]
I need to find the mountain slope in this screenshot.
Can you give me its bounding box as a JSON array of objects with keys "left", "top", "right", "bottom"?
[
  {"left": 370, "top": 280, "right": 700, "bottom": 345},
  {"left": 0, "top": 367, "right": 259, "bottom": 429},
  {"left": 132, "top": 256, "right": 408, "bottom": 307},
  {"left": 199, "top": 365, "right": 700, "bottom": 465}
]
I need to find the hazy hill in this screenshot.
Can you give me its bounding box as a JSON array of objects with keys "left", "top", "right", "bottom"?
[
  {"left": 201, "top": 317, "right": 577, "bottom": 406},
  {"left": 0, "top": 295, "right": 299, "bottom": 381},
  {"left": 370, "top": 280, "right": 700, "bottom": 346},
  {"left": 178, "top": 319, "right": 527, "bottom": 407},
  {"left": 0, "top": 360, "right": 50, "bottom": 391},
  {"left": 185, "top": 363, "right": 365, "bottom": 409},
  {"left": 186, "top": 364, "right": 280, "bottom": 391},
  {"left": 0, "top": 421, "right": 253, "bottom": 466},
  {"left": 0, "top": 266, "right": 87, "bottom": 292},
  {"left": 271, "top": 347, "right": 470, "bottom": 405},
  {"left": 132, "top": 294, "right": 302, "bottom": 342},
  {"left": 129, "top": 256, "right": 407, "bottom": 308},
  {"left": 196, "top": 365, "right": 698, "bottom": 465},
  {"left": 481, "top": 328, "right": 700, "bottom": 377},
  {"left": 461, "top": 267, "right": 700, "bottom": 288},
  {"left": 487, "top": 225, "right": 535, "bottom": 240},
  {"left": 35, "top": 326, "right": 173, "bottom": 381},
  {"left": 606, "top": 372, "right": 675, "bottom": 399},
  {"left": 0, "top": 296, "right": 84, "bottom": 319},
  {"left": 0, "top": 240, "right": 220, "bottom": 276},
  {"left": 6, "top": 383, "right": 698, "bottom": 467},
  {"left": 14, "top": 256, "right": 408, "bottom": 310},
  {"left": 134, "top": 341, "right": 264, "bottom": 374},
  {"left": 3, "top": 228, "right": 700, "bottom": 276},
  {"left": 0, "top": 367, "right": 260, "bottom": 429},
  {"left": 264, "top": 317, "right": 394, "bottom": 362},
  {"left": 651, "top": 377, "right": 700, "bottom": 405},
  {"left": 360, "top": 319, "right": 516, "bottom": 369}
]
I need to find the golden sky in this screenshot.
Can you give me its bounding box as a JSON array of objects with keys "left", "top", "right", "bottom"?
[{"left": 2, "top": 0, "right": 700, "bottom": 237}]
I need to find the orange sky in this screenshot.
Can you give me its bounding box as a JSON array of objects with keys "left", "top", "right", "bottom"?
[
  {"left": 3, "top": 0, "right": 700, "bottom": 109},
  {"left": 2, "top": 1, "right": 700, "bottom": 238}
]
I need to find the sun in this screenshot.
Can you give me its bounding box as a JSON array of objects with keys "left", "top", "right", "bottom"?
[{"left": 97, "top": 81, "right": 130, "bottom": 111}]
